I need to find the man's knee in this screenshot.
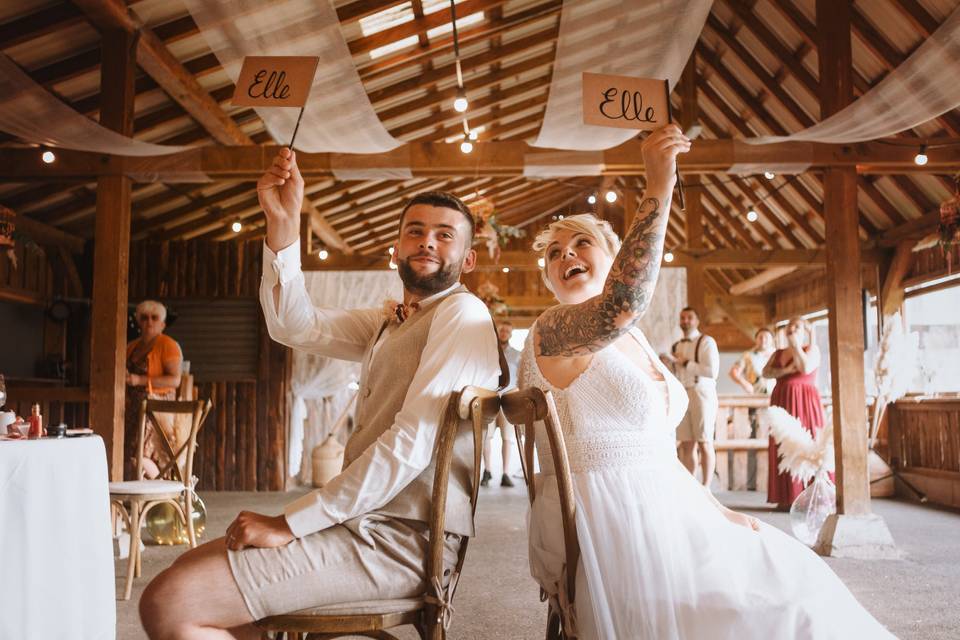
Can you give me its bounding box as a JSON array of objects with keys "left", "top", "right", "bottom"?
[{"left": 140, "top": 570, "right": 174, "bottom": 637}]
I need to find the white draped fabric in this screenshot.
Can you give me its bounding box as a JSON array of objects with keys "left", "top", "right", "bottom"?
[
  {"left": 0, "top": 53, "right": 187, "bottom": 156},
  {"left": 636, "top": 267, "right": 686, "bottom": 354},
  {"left": 181, "top": 0, "right": 403, "bottom": 154},
  {"left": 531, "top": 0, "right": 712, "bottom": 151},
  {"left": 287, "top": 270, "right": 402, "bottom": 484},
  {"left": 748, "top": 5, "right": 960, "bottom": 145}
]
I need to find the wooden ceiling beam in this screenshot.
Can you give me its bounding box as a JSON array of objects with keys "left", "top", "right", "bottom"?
[
  {"left": 72, "top": 0, "right": 252, "bottom": 145},
  {"left": 0, "top": 3, "right": 84, "bottom": 49}
]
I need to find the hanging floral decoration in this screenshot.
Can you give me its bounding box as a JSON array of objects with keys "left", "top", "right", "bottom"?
[
  {"left": 939, "top": 173, "right": 960, "bottom": 270},
  {"left": 476, "top": 280, "right": 508, "bottom": 316},
  {"left": 469, "top": 197, "right": 525, "bottom": 262}
]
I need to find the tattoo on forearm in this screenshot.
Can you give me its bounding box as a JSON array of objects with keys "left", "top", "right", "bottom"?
[{"left": 537, "top": 197, "right": 667, "bottom": 357}]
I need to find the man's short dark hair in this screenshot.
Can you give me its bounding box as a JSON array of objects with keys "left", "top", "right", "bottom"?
[
  {"left": 681, "top": 306, "right": 700, "bottom": 318},
  {"left": 399, "top": 191, "right": 475, "bottom": 244}
]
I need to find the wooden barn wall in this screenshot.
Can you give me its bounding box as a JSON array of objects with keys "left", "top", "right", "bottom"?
[
  {"left": 0, "top": 241, "right": 56, "bottom": 304},
  {"left": 774, "top": 267, "right": 878, "bottom": 321},
  {"left": 905, "top": 244, "right": 960, "bottom": 287},
  {"left": 129, "top": 239, "right": 289, "bottom": 491}
]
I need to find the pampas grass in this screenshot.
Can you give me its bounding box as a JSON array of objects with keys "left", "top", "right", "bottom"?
[
  {"left": 869, "top": 313, "right": 918, "bottom": 446},
  {"left": 765, "top": 406, "right": 834, "bottom": 483}
]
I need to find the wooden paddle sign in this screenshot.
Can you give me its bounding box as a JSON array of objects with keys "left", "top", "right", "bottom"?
[
  {"left": 582, "top": 72, "right": 668, "bottom": 132},
  {"left": 232, "top": 56, "right": 320, "bottom": 108}
]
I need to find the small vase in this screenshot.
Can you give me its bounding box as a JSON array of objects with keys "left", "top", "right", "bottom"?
[{"left": 789, "top": 471, "right": 836, "bottom": 546}]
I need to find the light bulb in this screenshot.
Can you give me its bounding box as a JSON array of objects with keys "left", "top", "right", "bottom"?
[
  {"left": 605, "top": 190, "right": 617, "bottom": 203},
  {"left": 537, "top": 257, "right": 546, "bottom": 268},
  {"left": 746, "top": 210, "right": 759, "bottom": 222},
  {"left": 388, "top": 246, "right": 395, "bottom": 255},
  {"left": 557, "top": 214, "right": 564, "bottom": 220},
  {"left": 587, "top": 194, "right": 597, "bottom": 205},
  {"left": 231, "top": 221, "right": 242, "bottom": 233},
  {"left": 468, "top": 129, "right": 478, "bottom": 141},
  {"left": 41, "top": 150, "right": 56, "bottom": 164},
  {"left": 460, "top": 140, "right": 473, "bottom": 154},
  {"left": 502, "top": 267, "right": 510, "bottom": 273},
  {"left": 453, "top": 89, "right": 468, "bottom": 113},
  {"left": 914, "top": 147, "right": 928, "bottom": 166},
  {"left": 389, "top": 261, "right": 397, "bottom": 270},
  {"left": 764, "top": 171, "right": 776, "bottom": 180},
  {"left": 318, "top": 249, "right": 329, "bottom": 260},
  {"left": 347, "top": 381, "right": 360, "bottom": 391},
  {"left": 663, "top": 251, "right": 675, "bottom": 263}
]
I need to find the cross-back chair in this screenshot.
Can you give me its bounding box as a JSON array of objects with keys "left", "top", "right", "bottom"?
[
  {"left": 109, "top": 398, "right": 212, "bottom": 600},
  {"left": 501, "top": 386, "right": 580, "bottom": 640},
  {"left": 256, "top": 385, "right": 500, "bottom": 640}
]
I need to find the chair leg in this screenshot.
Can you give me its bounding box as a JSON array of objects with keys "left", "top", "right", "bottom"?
[
  {"left": 123, "top": 502, "right": 141, "bottom": 600},
  {"left": 184, "top": 492, "right": 197, "bottom": 548}
]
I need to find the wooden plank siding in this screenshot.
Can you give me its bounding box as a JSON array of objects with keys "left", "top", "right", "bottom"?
[
  {"left": 128, "top": 238, "right": 289, "bottom": 491},
  {"left": 888, "top": 399, "right": 960, "bottom": 508}
]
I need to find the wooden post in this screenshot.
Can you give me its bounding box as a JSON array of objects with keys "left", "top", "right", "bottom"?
[
  {"left": 814, "top": 0, "right": 897, "bottom": 557},
  {"left": 679, "top": 54, "right": 705, "bottom": 315},
  {"left": 89, "top": 29, "right": 135, "bottom": 480}
]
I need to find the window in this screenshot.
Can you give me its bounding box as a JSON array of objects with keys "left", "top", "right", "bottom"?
[{"left": 903, "top": 284, "right": 960, "bottom": 393}]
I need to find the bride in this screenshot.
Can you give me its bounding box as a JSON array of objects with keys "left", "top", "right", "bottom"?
[{"left": 517, "top": 125, "right": 896, "bottom": 639}]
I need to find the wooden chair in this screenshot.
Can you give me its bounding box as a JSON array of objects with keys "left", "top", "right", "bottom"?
[
  {"left": 109, "top": 398, "right": 212, "bottom": 600},
  {"left": 256, "top": 385, "right": 500, "bottom": 640},
  {"left": 501, "top": 387, "right": 580, "bottom": 640}
]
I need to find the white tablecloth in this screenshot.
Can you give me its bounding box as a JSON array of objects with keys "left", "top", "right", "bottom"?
[{"left": 0, "top": 435, "right": 115, "bottom": 639}]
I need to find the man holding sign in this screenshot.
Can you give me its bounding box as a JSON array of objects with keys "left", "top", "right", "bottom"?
[{"left": 139, "top": 148, "right": 502, "bottom": 638}]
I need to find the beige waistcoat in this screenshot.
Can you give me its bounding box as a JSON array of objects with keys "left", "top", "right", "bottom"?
[{"left": 344, "top": 286, "right": 479, "bottom": 537}]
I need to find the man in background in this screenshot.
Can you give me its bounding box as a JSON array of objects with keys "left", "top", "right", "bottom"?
[{"left": 482, "top": 320, "right": 521, "bottom": 487}]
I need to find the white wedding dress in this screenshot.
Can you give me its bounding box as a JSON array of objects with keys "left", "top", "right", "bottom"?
[{"left": 519, "top": 326, "right": 896, "bottom": 640}]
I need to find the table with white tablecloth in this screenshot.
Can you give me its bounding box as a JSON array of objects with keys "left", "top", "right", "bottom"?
[{"left": 0, "top": 435, "right": 116, "bottom": 640}]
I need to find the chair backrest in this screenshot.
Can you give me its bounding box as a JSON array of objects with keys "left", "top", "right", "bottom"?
[
  {"left": 501, "top": 387, "right": 580, "bottom": 632},
  {"left": 423, "top": 385, "right": 500, "bottom": 635},
  {"left": 134, "top": 398, "right": 212, "bottom": 485}
]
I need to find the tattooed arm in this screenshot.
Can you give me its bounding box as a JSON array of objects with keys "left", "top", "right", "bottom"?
[{"left": 535, "top": 125, "right": 691, "bottom": 357}]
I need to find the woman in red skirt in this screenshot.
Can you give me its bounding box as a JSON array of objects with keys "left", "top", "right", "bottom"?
[{"left": 763, "top": 317, "right": 825, "bottom": 511}]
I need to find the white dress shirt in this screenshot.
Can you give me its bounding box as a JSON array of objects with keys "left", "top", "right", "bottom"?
[
  {"left": 672, "top": 330, "right": 720, "bottom": 389},
  {"left": 260, "top": 241, "right": 499, "bottom": 537}
]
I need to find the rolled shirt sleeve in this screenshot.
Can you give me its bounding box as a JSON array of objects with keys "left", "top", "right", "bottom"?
[
  {"left": 283, "top": 293, "right": 499, "bottom": 537},
  {"left": 260, "top": 241, "right": 383, "bottom": 362},
  {"left": 685, "top": 335, "right": 720, "bottom": 381}
]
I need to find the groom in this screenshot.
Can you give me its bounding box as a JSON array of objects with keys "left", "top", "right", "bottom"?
[{"left": 139, "top": 148, "right": 501, "bottom": 639}]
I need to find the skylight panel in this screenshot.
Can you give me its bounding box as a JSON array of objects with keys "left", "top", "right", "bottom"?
[
  {"left": 359, "top": 2, "right": 415, "bottom": 37},
  {"left": 426, "top": 11, "right": 485, "bottom": 38}
]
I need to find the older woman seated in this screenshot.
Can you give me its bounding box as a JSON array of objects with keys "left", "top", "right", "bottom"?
[{"left": 125, "top": 300, "right": 183, "bottom": 480}]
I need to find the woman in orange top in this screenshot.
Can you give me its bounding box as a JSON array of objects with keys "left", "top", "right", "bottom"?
[{"left": 125, "top": 300, "right": 183, "bottom": 479}]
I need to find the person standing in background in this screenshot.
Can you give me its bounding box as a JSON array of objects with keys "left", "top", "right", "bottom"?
[
  {"left": 482, "top": 320, "right": 521, "bottom": 487},
  {"left": 729, "top": 328, "right": 776, "bottom": 489},
  {"left": 663, "top": 307, "right": 720, "bottom": 489},
  {"left": 763, "top": 317, "right": 825, "bottom": 511}
]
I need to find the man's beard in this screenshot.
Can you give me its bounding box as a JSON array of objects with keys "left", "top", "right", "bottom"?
[{"left": 397, "top": 254, "right": 461, "bottom": 295}]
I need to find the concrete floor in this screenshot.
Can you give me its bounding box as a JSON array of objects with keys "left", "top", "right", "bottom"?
[{"left": 117, "top": 487, "right": 959, "bottom": 639}]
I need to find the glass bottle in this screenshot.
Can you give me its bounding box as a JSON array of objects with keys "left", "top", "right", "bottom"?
[{"left": 28, "top": 403, "right": 43, "bottom": 439}]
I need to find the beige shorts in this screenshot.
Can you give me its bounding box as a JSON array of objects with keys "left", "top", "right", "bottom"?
[
  {"left": 486, "top": 411, "right": 517, "bottom": 442},
  {"left": 228, "top": 514, "right": 460, "bottom": 620},
  {"left": 676, "top": 384, "right": 719, "bottom": 443}
]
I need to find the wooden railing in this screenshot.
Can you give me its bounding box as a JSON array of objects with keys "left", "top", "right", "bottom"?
[
  {"left": 713, "top": 395, "right": 770, "bottom": 492},
  {"left": 888, "top": 397, "right": 960, "bottom": 508},
  {"left": 5, "top": 381, "right": 90, "bottom": 428}
]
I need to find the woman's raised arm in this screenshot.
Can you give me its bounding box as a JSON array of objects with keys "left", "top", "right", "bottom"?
[{"left": 535, "top": 125, "right": 689, "bottom": 357}]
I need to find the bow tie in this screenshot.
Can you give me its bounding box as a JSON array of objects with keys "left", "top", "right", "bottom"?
[{"left": 394, "top": 302, "right": 420, "bottom": 323}]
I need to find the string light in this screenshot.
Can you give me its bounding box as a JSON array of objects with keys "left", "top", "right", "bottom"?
[
  {"left": 663, "top": 251, "right": 675, "bottom": 263},
  {"left": 468, "top": 129, "right": 478, "bottom": 141},
  {"left": 587, "top": 194, "right": 597, "bottom": 205},
  {"left": 453, "top": 88, "right": 469, "bottom": 113},
  {"left": 318, "top": 249, "right": 329, "bottom": 260},
  {"left": 389, "top": 261, "right": 397, "bottom": 270},
  {"left": 914, "top": 144, "right": 928, "bottom": 166},
  {"left": 604, "top": 190, "right": 618, "bottom": 203},
  {"left": 502, "top": 267, "right": 510, "bottom": 273},
  {"left": 231, "top": 220, "right": 242, "bottom": 233},
  {"left": 41, "top": 150, "right": 56, "bottom": 164},
  {"left": 388, "top": 246, "right": 394, "bottom": 255},
  {"left": 746, "top": 209, "right": 759, "bottom": 222},
  {"left": 764, "top": 171, "right": 776, "bottom": 180},
  {"left": 460, "top": 140, "right": 473, "bottom": 154},
  {"left": 537, "top": 257, "right": 545, "bottom": 268}
]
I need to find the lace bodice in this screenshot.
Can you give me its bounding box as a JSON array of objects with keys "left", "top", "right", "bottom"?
[{"left": 519, "top": 327, "right": 688, "bottom": 474}]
